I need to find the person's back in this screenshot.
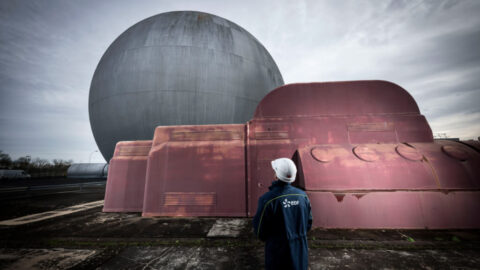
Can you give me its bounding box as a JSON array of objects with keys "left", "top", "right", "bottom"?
[{"left": 253, "top": 158, "right": 313, "bottom": 270}]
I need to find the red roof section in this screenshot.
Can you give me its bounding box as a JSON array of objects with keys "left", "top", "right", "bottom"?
[{"left": 254, "top": 80, "right": 420, "bottom": 118}]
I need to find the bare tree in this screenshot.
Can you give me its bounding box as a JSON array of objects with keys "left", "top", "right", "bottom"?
[
  {"left": 1, "top": 151, "right": 73, "bottom": 178},
  {"left": 32, "top": 158, "right": 51, "bottom": 168},
  {"left": 0, "top": 151, "right": 12, "bottom": 169},
  {"left": 13, "top": 156, "right": 31, "bottom": 170}
]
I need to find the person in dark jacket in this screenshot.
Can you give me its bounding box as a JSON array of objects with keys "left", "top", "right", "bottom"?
[{"left": 253, "top": 158, "right": 313, "bottom": 270}]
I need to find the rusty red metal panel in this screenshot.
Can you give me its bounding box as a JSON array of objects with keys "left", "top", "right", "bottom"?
[
  {"left": 296, "top": 141, "right": 479, "bottom": 192},
  {"left": 296, "top": 144, "right": 437, "bottom": 191},
  {"left": 307, "top": 191, "right": 480, "bottom": 229},
  {"left": 296, "top": 140, "right": 480, "bottom": 228},
  {"left": 142, "top": 124, "right": 246, "bottom": 217},
  {"left": 420, "top": 140, "right": 480, "bottom": 188},
  {"left": 103, "top": 140, "right": 152, "bottom": 212},
  {"left": 247, "top": 81, "right": 435, "bottom": 216},
  {"left": 460, "top": 140, "right": 480, "bottom": 152},
  {"left": 103, "top": 80, "right": 480, "bottom": 229},
  {"left": 253, "top": 81, "right": 421, "bottom": 118}
]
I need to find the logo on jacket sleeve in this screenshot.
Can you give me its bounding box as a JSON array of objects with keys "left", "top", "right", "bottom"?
[{"left": 282, "top": 198, "right": 300, "bottom": 208}]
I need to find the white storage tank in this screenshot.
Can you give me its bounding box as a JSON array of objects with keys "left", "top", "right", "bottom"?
[{"left": 67, "top": 163, "right": 108, "bottom": 179}]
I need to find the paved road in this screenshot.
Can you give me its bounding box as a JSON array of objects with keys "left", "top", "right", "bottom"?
[{"left": 0, "top": 178, "right": 105, "bottom": 220}]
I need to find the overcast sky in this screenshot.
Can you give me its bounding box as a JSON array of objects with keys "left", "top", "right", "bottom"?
[{"left": 1, "top": 0, "right": 479, "bottom": 163}]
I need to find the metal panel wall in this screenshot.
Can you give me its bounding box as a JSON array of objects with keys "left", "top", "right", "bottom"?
[
  {"left": 142, "top": 124, "right": 246, "bottom": 217},
  {"left": 103, "top": 80, "right": 480, "bottom": 229},
  {"left": 103, "top": 140, "right": 152, "bottom": 212},
  {"left": 246, "top": 81, "right": 435, "bottom": 217},
  {"left": 296, "top": 141, "right": 480, "bottom": 228}
]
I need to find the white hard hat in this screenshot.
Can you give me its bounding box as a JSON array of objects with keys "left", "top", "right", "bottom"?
[{"left": 271, "top": 158, "right": 297, "bottom": 183}]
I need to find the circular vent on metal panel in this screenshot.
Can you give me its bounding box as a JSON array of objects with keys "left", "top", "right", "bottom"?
[
  {"left": 396, "top": 144, "right": 423, "bottom": 161},
  {"left": 311, "top": 147, "right": 335, "bottom": 162},
  {"left": 353, "top": 145, "right": 379, "bottom": 162},
  {"left": 441, "top": 145, "right": 469, "bottom": 161}
]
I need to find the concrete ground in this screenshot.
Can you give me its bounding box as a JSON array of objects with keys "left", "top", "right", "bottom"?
[{"left": 0, "top": 179, "right": 479, "bottom": 269}]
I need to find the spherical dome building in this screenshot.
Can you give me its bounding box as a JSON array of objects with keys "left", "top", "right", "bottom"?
[{"left": 89, "top": 11, "right": 284, "bottom": 161}]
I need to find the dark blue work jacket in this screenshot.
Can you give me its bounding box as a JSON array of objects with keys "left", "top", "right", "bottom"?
[{"left": 253, "top": 180, "right": 313, "bottom": 270}]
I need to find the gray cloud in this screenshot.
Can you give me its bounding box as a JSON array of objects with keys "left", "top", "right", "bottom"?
[{"left": 1, "top": 0, "right": 479, "bottom": 162}]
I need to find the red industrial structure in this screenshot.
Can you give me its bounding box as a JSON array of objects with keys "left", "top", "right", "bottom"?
[
  {"left": 103, "top": 140, "right": 152, "bottom": 212},
  {"left": 103, "top": 81, "right": 480, "bottom": 228}
]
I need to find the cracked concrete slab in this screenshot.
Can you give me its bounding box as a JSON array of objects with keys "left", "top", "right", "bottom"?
[
  {"left": 308, "top": 248, "right": 480, "bottom": 270},
  {"left": 97, "top": 246, "right": 261, "bottom": 270},
  {"left": 207, "top": 219, "right": 248, "bottom": 238},
  {"left": 0, "top": 248, "right": 97, "bottom": 270}
]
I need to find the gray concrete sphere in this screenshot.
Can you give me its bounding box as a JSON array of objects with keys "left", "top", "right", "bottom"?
[{"left": 89, "top": 11, "right": 284, "bottom": 161}]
